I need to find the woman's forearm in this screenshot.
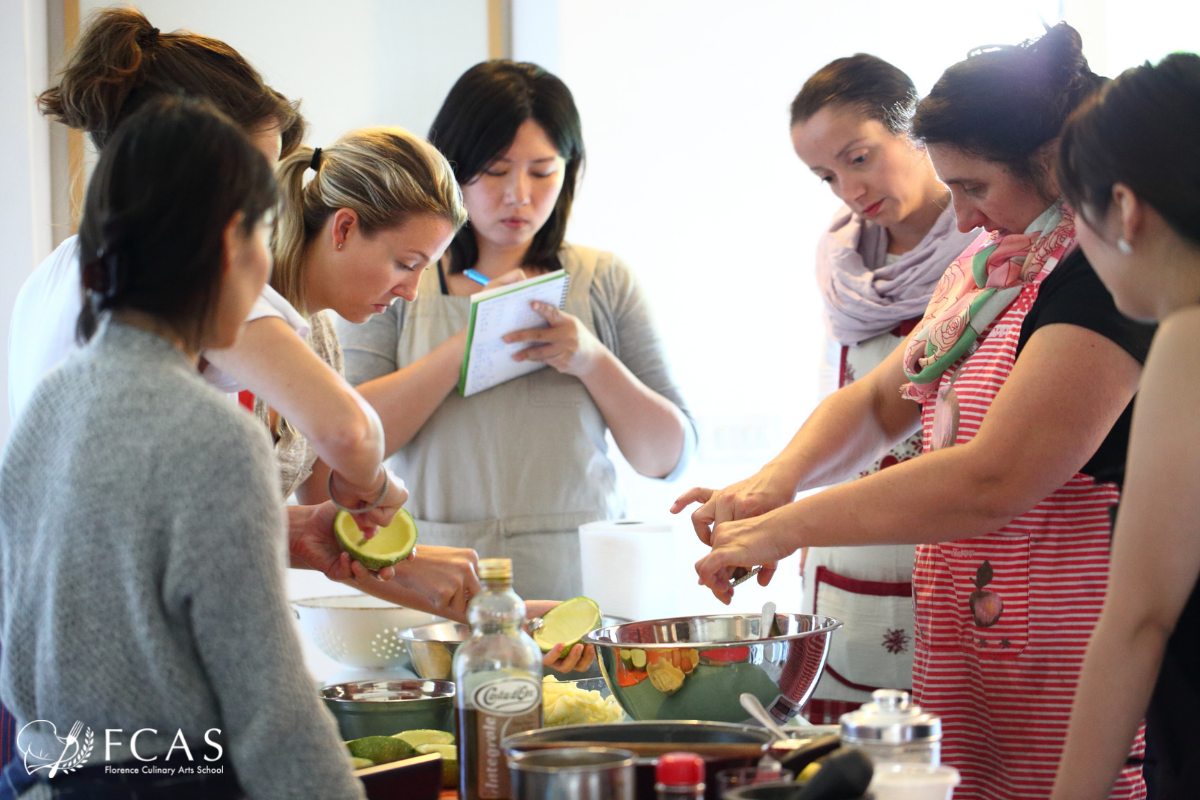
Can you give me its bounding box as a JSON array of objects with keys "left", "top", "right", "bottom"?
[
  {"left": 580, "top": 351, "right": 687, "bottom": 478},
  {"left": 770, "top": 375, "right": 920, "bottom": 494},
  {"left": 768, "top": 324, "right": 1143, "bottom": 550},
  {"left": 206, "top": 317, "right": 385, "bottom": 489},
  {"left": 354, "top": 328, "right": 467, "bottom": 456},
  {"left": 1050, "top": 611, "right": 1170, "bottom": 800},
  {"left": 761, "top": 341, "right": 923, "bottom": 495}
]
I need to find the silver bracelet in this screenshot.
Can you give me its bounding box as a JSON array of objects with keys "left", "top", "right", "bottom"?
[{"left": 328, "top": 469, "right": 390, "bottom": 515}]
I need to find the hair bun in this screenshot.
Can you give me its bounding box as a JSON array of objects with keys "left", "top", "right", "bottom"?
[{"left": 1025, "top": 23, "right": 1093, "bottom": 85}]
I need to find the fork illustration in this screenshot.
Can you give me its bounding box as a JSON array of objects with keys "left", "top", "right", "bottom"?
[{"left": 48, "top": 721, "right": 83, "bottom": 778}]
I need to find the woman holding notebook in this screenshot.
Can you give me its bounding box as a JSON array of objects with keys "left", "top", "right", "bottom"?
[{"left": 338, "top": 61, "right": 696, "bottom": 607}]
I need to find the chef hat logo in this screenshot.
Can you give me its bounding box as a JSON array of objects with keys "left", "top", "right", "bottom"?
[{"left": 16, "top": 719, "right": 95, "bottom": 777}]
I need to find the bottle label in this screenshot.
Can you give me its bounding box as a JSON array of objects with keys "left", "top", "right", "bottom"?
[{"left": 471, "top": 677, "right": 540, "bottom": 715}]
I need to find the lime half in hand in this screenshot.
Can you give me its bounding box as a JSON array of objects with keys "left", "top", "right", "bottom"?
[
  {"left": 531, "top": 596, "right": 602, "bottom": 653},
  {"left": 334, "top": 508, "right": 417, "bottom": 571}
]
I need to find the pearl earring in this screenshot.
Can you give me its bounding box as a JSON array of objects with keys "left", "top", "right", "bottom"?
[
  {"left": 337, "top": 243, "right": 343, "bottom": 251},
  {"left": 1117, "top": 237, "right": 1133, "bottom": 255}
]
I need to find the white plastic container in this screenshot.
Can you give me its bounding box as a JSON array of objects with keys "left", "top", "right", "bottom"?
[
  {"left": 869, "top": 762, "right": 961, "bottom": 800},
  {"left": 578, "top": 520, "right": 676, "bottom": 620}
]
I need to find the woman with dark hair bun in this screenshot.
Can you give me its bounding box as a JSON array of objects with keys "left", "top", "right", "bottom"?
[
  {"left": 1052, "top": 52, "right": 1200, "bottom": 800},
  {"left": 338, "top": 61, "right": 696, "bottom": 628},
  {"left": 677, "top": 24, "right": 1153, "bottom": 798},
  {"left": 787, "top": 54, "right": 979, "bottom": 722}
]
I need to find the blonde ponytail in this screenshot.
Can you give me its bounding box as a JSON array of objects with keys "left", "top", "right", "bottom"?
[{"left": 271, "top": 128, "right": 467, "bottom": 313}]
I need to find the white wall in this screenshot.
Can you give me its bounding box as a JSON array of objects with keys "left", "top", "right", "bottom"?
[
  {"left": 0, "top": 0, "right": 52, "bottom": 447},
  {"left": 78, "top": 0, "right": 489, "bottom": 156}
]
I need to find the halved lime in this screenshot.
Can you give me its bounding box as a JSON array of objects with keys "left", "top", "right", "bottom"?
[
  {"left": 345, "top": 735, "right": 415, "bottom": 764},
  {"left": 416, "top": 743, "right": 458, "bottom": 788},
  {"left": 531, "top": 596, "right": 602, "bottom": 653},
  {"left": 350, "top": 757, "right": 374, "bottom": 770},
  {"left": 393, "top": 729, "right": 454, "bottom": 748},
  {"left": 334, "top": 508, "right": 417, "bottom": 571}
]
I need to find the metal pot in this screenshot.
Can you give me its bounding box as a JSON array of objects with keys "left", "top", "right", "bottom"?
[
  {"left": 320, "top": 678, "right": 454, "bottom": 740},
  {"left": 508, "top": 747, "right": 636, "bottom": 800},
  {"left": 503, "top": 720, "right": 772, "bottom": 800}
]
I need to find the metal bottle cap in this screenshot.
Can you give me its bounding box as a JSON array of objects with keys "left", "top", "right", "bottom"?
[
  {"left": 839, "top": 689, "right": 942, "bottom": 744},
  {"left": 479, "top": 558, "right": 512, "bottom": 581}
]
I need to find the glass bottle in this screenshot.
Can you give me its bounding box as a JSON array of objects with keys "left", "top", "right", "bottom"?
[{"left": 454, "top": 558, "right": 543, "bottom": 800}]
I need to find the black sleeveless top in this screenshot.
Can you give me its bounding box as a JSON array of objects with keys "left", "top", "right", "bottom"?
[{"left": 1144, "top": 573, "right": 1200, "bottom": 799}]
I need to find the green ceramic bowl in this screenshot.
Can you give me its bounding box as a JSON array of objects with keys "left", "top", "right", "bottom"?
[{"left": 320, "top": 679, "right": 455, "bottom": 740}]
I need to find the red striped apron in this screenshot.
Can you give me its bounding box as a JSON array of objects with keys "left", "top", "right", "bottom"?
[{"left": 912, "top": 272, "right": 1145, "bottom": 799}]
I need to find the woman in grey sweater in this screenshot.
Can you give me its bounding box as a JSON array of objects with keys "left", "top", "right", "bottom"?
[{"left": 0, "top": 99, "right": 362, "bottom": 799}]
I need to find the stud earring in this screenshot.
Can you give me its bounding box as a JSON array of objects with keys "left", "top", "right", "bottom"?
[
  {"left": 337, "top": 243, "right": 343, "bottom": 251},
  {"left": 1117, "top": 237, "right": 1133, "bottom": 255}
]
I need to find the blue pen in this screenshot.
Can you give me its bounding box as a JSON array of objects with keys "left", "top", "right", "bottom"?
[{"left": 464, "top": 268, "right": 490, "bottom": 286}]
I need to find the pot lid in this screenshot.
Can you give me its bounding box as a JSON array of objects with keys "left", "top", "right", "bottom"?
[{"left": 839, "top": 690, "right": 941, "bottom": 744}]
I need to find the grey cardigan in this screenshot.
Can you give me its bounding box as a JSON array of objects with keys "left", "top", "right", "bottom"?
[{"left": 0, "top": 321, "right": 363, "bottom": 799}]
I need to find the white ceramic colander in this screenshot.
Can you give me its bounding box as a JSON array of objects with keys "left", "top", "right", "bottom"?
[{"left": 292, "top": 594, "right": 441, "bottom": 669}]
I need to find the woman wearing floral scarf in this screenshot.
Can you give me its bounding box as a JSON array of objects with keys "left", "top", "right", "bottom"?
[
  {"left": 788, "top": 53, "right": 979, "bottom": 723},
  {"left": 675, "top": 24, "right": 1155, "bottom": 800}
]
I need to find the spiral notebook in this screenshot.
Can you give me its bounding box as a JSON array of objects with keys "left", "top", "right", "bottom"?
[{"left": 457, "top": 270, "right": 570, "bottom": 397}]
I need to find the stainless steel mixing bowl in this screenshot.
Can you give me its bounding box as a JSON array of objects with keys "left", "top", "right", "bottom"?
[
  {"left": 400, "top": 615, "right": 630, "bottom": 680},
  {"left": 581, "top": 613, "right": 841, "bottom": 725}
]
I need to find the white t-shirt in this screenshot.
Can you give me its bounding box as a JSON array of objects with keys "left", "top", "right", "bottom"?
[{"left": 8, "top": 235, "right": 309, "bottom": 422}]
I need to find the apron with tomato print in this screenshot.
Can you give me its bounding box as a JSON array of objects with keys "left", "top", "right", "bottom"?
[{"left": 910, "top": 265, "right": 1146, "bottom": 799}]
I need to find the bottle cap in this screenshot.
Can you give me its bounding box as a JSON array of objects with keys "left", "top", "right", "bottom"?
[
  {"left": 478, "top": 558, "right": 512, "bottom": 581},
  {"left": 655, "top": 752, "right": 705, "bottom": 786},
  {"left": 839, "top": 689, "right": 941, "bottom": 744}
]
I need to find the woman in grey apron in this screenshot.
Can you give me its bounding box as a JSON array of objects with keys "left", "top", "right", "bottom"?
[{"left": 339, "top": 61, "right": 696, "bottom": 605}]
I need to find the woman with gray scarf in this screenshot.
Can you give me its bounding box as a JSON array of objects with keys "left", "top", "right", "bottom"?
[{"left": 788, "top": 55, "right": 978, "bottom": 722}]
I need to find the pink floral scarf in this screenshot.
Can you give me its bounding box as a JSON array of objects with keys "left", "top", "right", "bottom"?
[{"left": 900, "top": 202, "right": 1077, "bottom": 402}]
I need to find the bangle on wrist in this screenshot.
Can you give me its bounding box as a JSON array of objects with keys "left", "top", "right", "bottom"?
[{"left": 328, "top": 468, "right": 389, "bottom": 515}]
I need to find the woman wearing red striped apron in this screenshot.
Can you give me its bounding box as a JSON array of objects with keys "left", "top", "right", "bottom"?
[{"left": 676, "top": 25, "right": 1155, "bottom": 799}]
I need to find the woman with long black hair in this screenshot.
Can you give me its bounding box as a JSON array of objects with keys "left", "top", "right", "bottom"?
[
  {"left": 338, "top": 61, "right": 696, "bottom": 631},
  {"left": 1052, "top": 52, "right": 1200, "bottom": 800}
]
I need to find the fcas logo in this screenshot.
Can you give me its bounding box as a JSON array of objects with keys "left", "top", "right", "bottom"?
[{"left": 16, "top": 719, "right": 95, "bottom": 777}]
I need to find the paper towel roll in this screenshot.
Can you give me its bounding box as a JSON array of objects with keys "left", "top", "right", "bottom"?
[{"left": 579, "top": 520, "right": 677, "bottom": 621}]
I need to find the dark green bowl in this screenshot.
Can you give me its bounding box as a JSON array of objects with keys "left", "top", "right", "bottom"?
[{"left": 320, "top": 679, "right": 455, "bottom": 740}]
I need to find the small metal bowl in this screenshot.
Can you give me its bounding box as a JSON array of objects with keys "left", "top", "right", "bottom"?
[
  {"left": 320, "top": 678, "right": 454, "bottom": 741},
  {"left": 581, "top": 613, "right": 841, "bottom": 725},
  {"left": 400, "top": 615, "right": 631, "bottom": 681}
]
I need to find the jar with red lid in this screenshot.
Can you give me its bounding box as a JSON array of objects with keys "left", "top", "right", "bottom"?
[{"left": 656, "top": 752, "right": 705, "bottom": 799}]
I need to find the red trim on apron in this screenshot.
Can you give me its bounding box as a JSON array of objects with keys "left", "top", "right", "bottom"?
[
  {"left": 812, "top": 566, "right": 914, "bottom": 696},
  {"left": 814, "top": 565, "right": 913, "bottom": 598},
  {"left": 838, "top": 344, "right": 851, "bottom": 390}
]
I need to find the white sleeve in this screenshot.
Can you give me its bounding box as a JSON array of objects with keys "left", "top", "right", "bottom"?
[
  {"left": 245, "top": 285, "right": 311, "bottom": 339},
  {"left": 8, "top": 238, "right": 85, "bottom": 423},
  {"left": 199, "top": 285, "right": 311, "bottom": 394}
]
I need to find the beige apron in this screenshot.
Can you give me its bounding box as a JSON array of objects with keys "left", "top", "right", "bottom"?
[{"left": 392, "top": 246, "right": 625, "bottom": 600}]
